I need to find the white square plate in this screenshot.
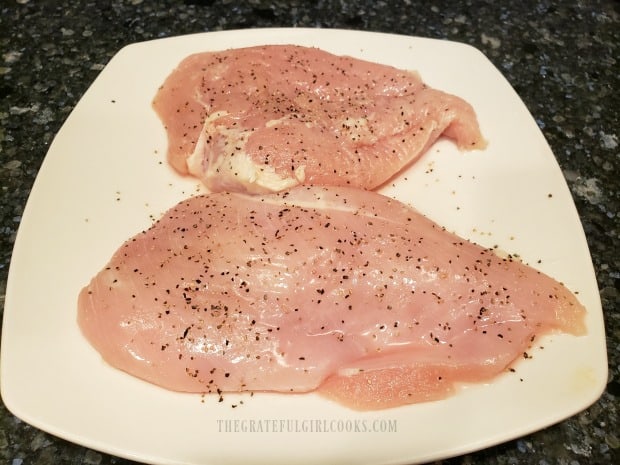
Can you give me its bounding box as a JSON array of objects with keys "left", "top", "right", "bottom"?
[{"left": 1, "top": 28, "right": 607, "bottom": 465}]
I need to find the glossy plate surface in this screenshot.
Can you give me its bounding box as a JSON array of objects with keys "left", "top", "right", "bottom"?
[{"left": 1, "top": 28, "right": 607, "bottom": 465}]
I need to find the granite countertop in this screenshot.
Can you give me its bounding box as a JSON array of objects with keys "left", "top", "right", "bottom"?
[{"left": 1, "top": 1, "right": 618, "bottom": 464}]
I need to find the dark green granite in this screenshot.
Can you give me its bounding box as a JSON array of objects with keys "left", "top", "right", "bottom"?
[{"left": 1, "top": 1, "right": 618, "bottom": 464}]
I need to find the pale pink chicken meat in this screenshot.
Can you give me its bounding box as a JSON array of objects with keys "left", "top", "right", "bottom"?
[
  {"left": 78, "top": 186, "right": 585, "bottom": 410},
  {"left": 152, "top": 45, "right": 486, "bottom": 194}
]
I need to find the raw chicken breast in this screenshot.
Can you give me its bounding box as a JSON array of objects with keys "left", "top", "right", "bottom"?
[
  {"left": 78, "top": 186, "right": 585, "bottom": 409},
  {"left": 152, "top": 45, "right": 486, "bottom": 194}
]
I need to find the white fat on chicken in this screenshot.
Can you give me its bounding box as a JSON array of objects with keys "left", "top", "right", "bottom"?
[{"left": 187, "top": 112, "right": 306, "bottom": 194}]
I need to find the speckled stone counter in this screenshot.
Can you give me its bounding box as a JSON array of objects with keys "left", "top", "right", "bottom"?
[{"left": 1, "top": 1, "right": 618, "bottom": 464}]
